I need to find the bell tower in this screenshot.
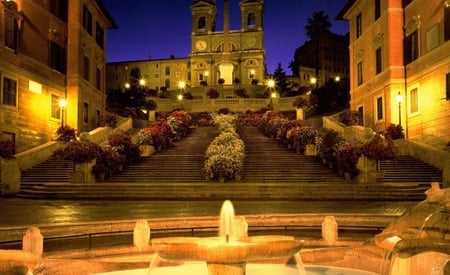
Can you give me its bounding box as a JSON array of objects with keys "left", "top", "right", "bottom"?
[
  {"left": 239, "top": 0, "right": 264, "bottom": 32},
  {"left": 191, "top": 0, "right": 217, "bottom": 35}
]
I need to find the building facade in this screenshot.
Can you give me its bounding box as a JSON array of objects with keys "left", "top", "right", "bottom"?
[
  {"left": 106, "top": 0, "right": 265, "bottom": 97},
  {"left": 294, "top": 32, "right": 350, "bottom": 88},
  {"left": 0, "top": 0, "right": 116, "bottom": 153},
  {"left": 339, "top": 0, "right": 450, "bottom": 140}
]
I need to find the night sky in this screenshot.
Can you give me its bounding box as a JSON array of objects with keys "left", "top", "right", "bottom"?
[{"left": 103, "top": 0, "right": 349, "bottom": 74}]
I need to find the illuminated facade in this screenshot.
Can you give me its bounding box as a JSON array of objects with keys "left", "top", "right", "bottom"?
[
  {"left": 0, "top": 0, "right": 116, "bottom": 152},
  {"left": 107, "top": 0, "right": 265, "bottom": 96},
  {"left": 339, "top": 0, "right": 450, "bottom": 140}
]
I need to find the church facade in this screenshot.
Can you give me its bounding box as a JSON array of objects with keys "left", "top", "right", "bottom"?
[{"left": 106, "top": 0, "right": 266, "bottom": 95}]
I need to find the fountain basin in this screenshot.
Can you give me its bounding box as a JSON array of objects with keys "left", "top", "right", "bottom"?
[
  {"left": 98, "top": 262, "right": 378, "bottom": 275},
  {"left": 151, "top": 235, "right": 304, "bottom": 262}
]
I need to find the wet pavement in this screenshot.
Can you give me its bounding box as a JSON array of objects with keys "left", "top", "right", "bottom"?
[{"left": 0, "top": 197, "right": 417, "bottom": 228}]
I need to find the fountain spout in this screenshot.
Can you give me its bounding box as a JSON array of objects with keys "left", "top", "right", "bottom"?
[{"left": 219, "top": 200, "right": 235, "bottom": 242}]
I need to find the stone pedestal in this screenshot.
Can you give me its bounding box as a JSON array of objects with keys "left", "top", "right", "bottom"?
[
  {"left": 1, "top": 158, "right": 21, "bottom": 197},
  {"left": 356, "top": 155, "right": 381, "bottom": 183},
  {"left": 296, "top": 108, "right": 305, "bottom": 120},
  {"left": 305, "top": 144, "right": 317, "bottom": 156},
  {"left": 70, "top": 160, "right": 96, "bottom": 183},
  {"left": 322, "top": 216, "right": 338, "bottom": 244},
  {"left": 23, "top": 227, "right": 43, "bottom": 257},
  {"left": 133, "top": 219, "right": 150, "bottom": 251}
]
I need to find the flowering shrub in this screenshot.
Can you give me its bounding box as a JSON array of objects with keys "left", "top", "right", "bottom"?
[
  {"left": 361, "top": 134, "right": 396, "bottom": 161},
  {"left": 287, "top": 126, "right": 317, "bottom": 153},
  {"left": 336, "top": 143, "right": 362, "bottom": 174},
  {"left": 317, "top": 128, "right": 344, "bottom": 164},
  {"left": 207, "top": 89, "right": 220, "bottom": 99},
  {"left": 0, "top": 140, "right": 15, "bottom": 159},
  {"left": 292, "top": 96, "right": 309, "bottom": 109},
  {"left": 203, "top": 114, "right": 245, "bottom": 181},
  {"left": 146, "top": 99, "right": 157, "bottom": 110},
  {"left": 56, "top": 125, "right": 77, "bottom": 142},
  {"left": 340, "top": 110, "right": 359, "bottom": 126},
  {"left": 101, "top": 113, "right": 118, "bottom": 128},
  {"left": 54, "top": 141, "right": 102, "bottom": 163},
  {"left": 384, "top": 123, "right": 404, "bottom": 140},
  {"left": 135, "top": 128, "right": 153, "bottom": 146}
]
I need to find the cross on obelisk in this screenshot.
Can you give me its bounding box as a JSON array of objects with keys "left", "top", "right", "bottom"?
[{"left": 219, "top": 0, "right": 234, "bottom": 85}]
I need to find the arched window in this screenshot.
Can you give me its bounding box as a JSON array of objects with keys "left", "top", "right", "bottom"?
[
  {"left": 247, "top": 13, "right": 256, "bottom": 27},
  {"left": 198, "top": 17, "right": 206, "bottom": 30}
]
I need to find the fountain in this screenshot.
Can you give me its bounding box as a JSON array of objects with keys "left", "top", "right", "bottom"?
[
  {"left": 150, "top": 200, "right": 304, "bottom": 275},
  {"left": 375, "top": 183, "right": 450, "bottom": 274}
]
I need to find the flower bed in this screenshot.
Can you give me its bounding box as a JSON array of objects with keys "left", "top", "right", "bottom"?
[{"left": 203, "top": 114, "right": 245, "bottom": 182}]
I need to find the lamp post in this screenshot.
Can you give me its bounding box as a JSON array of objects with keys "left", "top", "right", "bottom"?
[
  {"left": 178, "top": 81, "right": 186, "bottom": 109},
  {"left": 59, "top": 99, "right": 67, "bottom": 127},
  {"left": 267, "top": 79, "right": 275, "bottom": 109},
  {"left": 396, "top": 91, "right": 403, "bottom": 126}
]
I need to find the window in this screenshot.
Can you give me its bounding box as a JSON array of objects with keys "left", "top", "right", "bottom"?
[
  {"left": 357, "top": 61, "right": 363, "bottom": 85},
  {"left": 83, "top": 102, "right": 89, "bottom": 123},
  {"left": 356, "top": 13, "right": 362, "bottom": 38},
  {"left": 375, "top": 0, "right": 381, "bottom": 20},
  {"left": 165, "top": 79, "right": 170, "bottom": 89},
  {"left": 410, "top": 88, "right": 419, "bottom": 113},
  {"left": 376, "top": 96, "right": 383, "bottom": 121},
  {"left": 51, "top": 95, "right": 61, "bottom": 119},
  {"left": 2, "top": 76, "right": 17, "bottom": 107},
  {"left": 358, "top": 106, "right": 364, "bottom": 126},
  {"left": 404, "top": 30, "right": 418, "bottom": 64},
  {"left": 50, "top": 0, "right": 68, "bottom": 22},
  {"left": 82, "top": 5, "right": 92, "bottom": 35},
  {"left": 96, "top": 68, "right": 101, "bottom": 90},
  {"left": 198, "top": 17, "right": 206, "bottom": 30},
  {"left": 247, "top": 13, "right": 256, "bottom": 27},
  {"left": 50, "top": 41, "right": 66, "bottom": 73},
  {"left": 165, "top": 66, "right": 170, "bottom": 76},
  {"left": 96, "top": 22, "right": 104, "bottom": 48},
  {"left": 4, "top": 2, "right": 18, "bottom": 51},
  {"left": 96, "top": 110, "right": 101, "bottom": 126},
  {"left": 445, "top": 5, "right": 450, "bottom": 41},
  {"left": 83, "top": 56, "right": 90, "bottom": 80},
  {"left": 446, "top": 72, "right": 450, "bottom": 100},
  {"left": 402, "top": 0, "right": 412, "bottom": 8},
  {"left": 375, "top": 47, "right": 382, "bottom": 74}
]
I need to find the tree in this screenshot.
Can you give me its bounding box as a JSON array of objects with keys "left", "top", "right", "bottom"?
[
  {"left": 304, "top": 11, "right": 331, "bottom": 85},
  {"left": 272, "top": 63, "right": 288, "bottom": 96}
]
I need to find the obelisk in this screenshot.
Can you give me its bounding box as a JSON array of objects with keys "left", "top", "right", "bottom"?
[{"left": 219, "top": 0, "right": 233, "bottom": 85}]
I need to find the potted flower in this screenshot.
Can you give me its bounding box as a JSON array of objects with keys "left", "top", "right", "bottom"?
[
  {"left": 136, "top": 128, "right": 154, "bottom": 156},
  {"left": 317, "top": 128, "right": 343, "bottom": 167},
  {"left": 384, "top": 123, "right": 404, "bottom": 140},
  {"left": 359, "top": 133, "right": 396, "bottom": 182},
  {"left": 55, "top": 125, "right": 77, "bottom": 142},
  {"left": 336, "top": 143, "right": 362, "bottom": 179},
  {"left": 340, "top": 110, "right": 360, "bottom": 126},
  {"left": 207, "top": 89, "right": 220, "bottom": 99},
  {"left": 53, "top": 141, "right": 103, "bottom": 183},
  {"left": 101, "top": 113, "right": 118, "bottom": 128}
]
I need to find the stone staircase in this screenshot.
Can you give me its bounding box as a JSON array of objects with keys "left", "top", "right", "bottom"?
[
  {"left": 380, "top": 155, "right": 442, "bottom": 183},
  {"left": 17, "top": 125, "right": 441, "bottom": 200}
]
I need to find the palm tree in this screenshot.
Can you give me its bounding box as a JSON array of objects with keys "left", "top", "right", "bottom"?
[{"left": 305, "top": 11, "right": 331, "bottom": 87}]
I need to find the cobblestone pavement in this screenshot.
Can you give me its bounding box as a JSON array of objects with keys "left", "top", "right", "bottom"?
[{"left": 0, "top": 197, "right": 418, "bottom": 228}]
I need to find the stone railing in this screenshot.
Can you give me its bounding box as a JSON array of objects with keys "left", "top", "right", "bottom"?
[{"left": 153, "top": 96, "right": 303, "bottom": 113}]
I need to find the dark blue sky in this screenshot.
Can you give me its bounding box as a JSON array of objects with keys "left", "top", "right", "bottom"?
[{"left": 103, "top": 0, "right": 349, "bottom": 74}]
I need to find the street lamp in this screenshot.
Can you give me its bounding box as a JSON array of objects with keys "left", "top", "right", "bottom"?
[
  {"left": 396, "top": 91, "right": 403, "bottom": 126},
  {"left": 59, "top": 99, "right": 67, "bottom": 127}
]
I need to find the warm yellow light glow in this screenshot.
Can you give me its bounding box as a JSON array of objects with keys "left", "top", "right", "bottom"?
[
  {"left": 177, "top": 94, "right": 183, "bottom": 101},
  {"left": 310, "top": 77, "right": 317, "bottom": 85},
  {"left": 139, "top": 79, "right": 146, "bottom": 86},
  {"left": 204, "top": 71, "right": 209, "bottom": 77},
  {"left": 178, "top": 81, "right": 186, "bottom": 89},
  {"left": 396, "top": 92, "right": 403, "bottom": 103},
  {"left": 335, "top": 76, "right": 340, "bottom": 82},
  {"left": 267, "top": 79, "right": 275, "bottom": 88},
  {"left": 59, "top": 99, "right": 67, "bottom": 108},
  {"left": 271, "top": 92, "right": 277, "bottom": 98},
  {"left": 125, "top": 83, "right": 130, "bottom": 89},
  {"left": 28, "top": 80, "right": 42, "bottom": 94}
]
